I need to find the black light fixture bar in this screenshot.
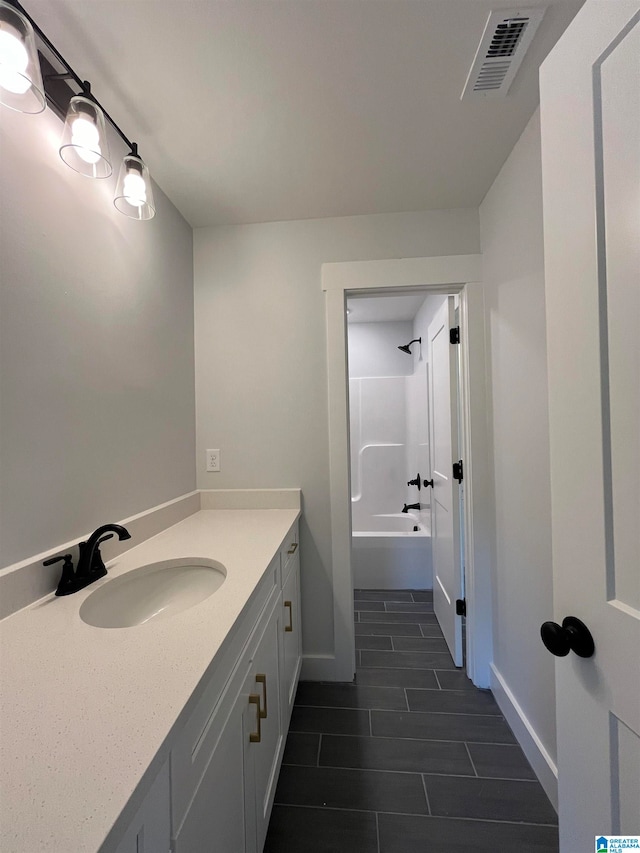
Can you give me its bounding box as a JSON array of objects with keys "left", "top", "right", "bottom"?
[{"left": 6, "top": 0, "right": 134, "bottom": 151}]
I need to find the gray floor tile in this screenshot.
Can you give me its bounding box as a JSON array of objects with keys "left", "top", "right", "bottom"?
[
  {"left": 406, "top": 688, "right": 501, "bottom": 715},
  {"left": 392, "top": 636, "right": 449, "bottom": 652},
  {"left": 424, "top": 775, "right": 558, "bottom": 825},
  {"left": 319, "top": 733, "right": 475, "bottom": 776},
  {"left": 354, "top": 590, "right": 414, "bottom": 602},
  {"left": 290, "top": 705, "right": 371, "bottom": 736},
  {"left": 355, "top": 667, "right": 439, "bottom": 689},
  {"left": 419, "top": 623, "right": 446, "bottom": 637},
  {"left": 360, "top": 611, "right": 437, "bottom": 623},
  {"left": 355, "top": 621, "right": 422, "bottom": 636},
  {"left": 265, "top": 805, "right": 378, "bottom": 853},
  {"left": 385, "top": 602, "right": 434, "bottom": 613},
  {"left": 274, "top": 764, "right": 428, "bottom": 815},
  {"left": 411, "top": 591, "right": 434, "bottom": 602},
  {"left": 360, "top": 649, "right": 456, "bottom": 670},
  {"left": 295, "top": 682, "right": 408, "bottom": 711},
  {"left": 282, "top": 732, "right": 320, "bottom": 766},
  {"left": 467, "top": 742, "right": 537, "bottom": 780},
  {"left": 371, "top": 710, "right": 517, "bottom": 744},
  {"left": 354, "top": 600, "right": 386, "bottom": 612},
  {"left": 435, "top": 669, "right": 476, "bottom": 690},
  {"left": 378, "top": 813, "right": 559, "bottom": 853},
  {"left": 356, "top": 635, "right": 393, "bottom": 651},
  {"left": 267, "top": 588, "right": 550, "bottom": 851}
]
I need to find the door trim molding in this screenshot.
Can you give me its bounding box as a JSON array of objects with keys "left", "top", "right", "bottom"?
[{"left": 322, "top": 254, "right": 493, "bottom": 686}]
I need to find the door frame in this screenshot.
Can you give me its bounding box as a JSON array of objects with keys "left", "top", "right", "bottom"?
[{"left": 322, "top": 254, "right": 494, "bottom": 686}]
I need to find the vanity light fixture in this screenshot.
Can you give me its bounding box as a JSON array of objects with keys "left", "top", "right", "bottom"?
[
  {"left": 0, "top": 0, "right": 44, "bottom": 113},
  {"left": 0, "top": 0, "right": 155, "bottom": 220},
  {"left": 114, "top": 143, "right": 155, "bottom": 220},
  {"left": 59, "top": 87, "right": 112, "bottom": 178}
]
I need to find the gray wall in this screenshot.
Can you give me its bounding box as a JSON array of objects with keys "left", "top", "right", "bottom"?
[
  {"left": 0, "top": 106, "right": 196, "bottom": 568},
  {"left": 194, "top": 209, "right": 480, "bottom": 657},
  {"left": 479, "top": 110, "right": 557, "bottom": 764}
]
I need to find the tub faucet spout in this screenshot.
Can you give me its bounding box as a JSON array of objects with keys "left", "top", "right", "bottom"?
[{"left": 402, "top": 503, "right": 421, "bottom": 513}]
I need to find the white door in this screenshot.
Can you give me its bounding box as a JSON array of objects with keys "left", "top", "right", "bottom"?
[
  {"left": 540, "top": 2, "right": 640, "bottom": 849},
  {"left": 428, "top": 296, "right": 463, "bottom": 666}
]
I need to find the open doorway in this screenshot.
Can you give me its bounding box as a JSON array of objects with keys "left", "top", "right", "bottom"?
[
  {"left": 322, "top": 254, "right": 493, "bottom": 688},
  {"left": 346, "top": 290, "right": 466, "bottom": 669}
]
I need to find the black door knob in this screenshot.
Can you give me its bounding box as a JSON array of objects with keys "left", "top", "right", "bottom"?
[{"left": 540, "top": 617, "right": 595, "bottom": 658}]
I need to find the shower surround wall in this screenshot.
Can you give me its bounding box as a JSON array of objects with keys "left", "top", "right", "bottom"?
[{"left": 348, "top": 321, "right": 432, "bottom": 589}]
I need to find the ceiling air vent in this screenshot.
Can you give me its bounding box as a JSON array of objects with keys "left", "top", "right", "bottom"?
[{"left": 461, "top": 8, "right": 546, "bottom": 99}]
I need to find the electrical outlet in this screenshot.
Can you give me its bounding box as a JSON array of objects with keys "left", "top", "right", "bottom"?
[{"left": 206, "top": 449, "right": 221, "bottom": 472}]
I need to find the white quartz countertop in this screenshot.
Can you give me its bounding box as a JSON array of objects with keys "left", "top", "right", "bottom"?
[{"left": 0, "top": 508, "right": 300, "bottom": 853}]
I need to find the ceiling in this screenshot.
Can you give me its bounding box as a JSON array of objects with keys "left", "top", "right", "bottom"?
[
  {"left": 347, "top": 293, "right": 429, "bottom": 324},
  {"left": 27, "top": 0, "right": 584, "bottom": 228}
]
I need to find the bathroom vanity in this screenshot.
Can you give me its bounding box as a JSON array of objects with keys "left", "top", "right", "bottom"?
[{"left": 0, "top": 507, "right": 301, "bottom": 853}]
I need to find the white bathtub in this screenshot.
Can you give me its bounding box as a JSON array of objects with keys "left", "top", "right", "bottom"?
[{"left": 351, "top": 512, "right": 432, "bottom": 590}]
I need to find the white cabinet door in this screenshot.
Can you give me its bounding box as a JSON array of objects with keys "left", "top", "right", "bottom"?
[
  {"left": 281, "top": 551, "right": 302, "bottom": 725},
  {"left": 113, "top": 762, "right": 171, "bottom": 853},
  {"left": 173, "top": 662, "right": 254, "bottom": 853},
  {"left": 540, "top": 3, "right": 640, "bottom": 848},
  {"left": 428, "top": 296, "right": 463, "bottom": 666},
  {"left": 249, "top": 596, "right": 284, "bottom": 853}
]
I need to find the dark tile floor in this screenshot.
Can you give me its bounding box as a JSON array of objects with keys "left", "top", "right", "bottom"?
[{"left": 264, "top": 589, "right": 558, "bottom": 853}]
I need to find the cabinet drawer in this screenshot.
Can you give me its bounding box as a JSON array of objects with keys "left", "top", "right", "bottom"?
[
  {"left": 279, "top": 521, "right": 299, "bottom": 584},
  {"left": 171, "top": 558, "right": 279, "bottom": 830}
]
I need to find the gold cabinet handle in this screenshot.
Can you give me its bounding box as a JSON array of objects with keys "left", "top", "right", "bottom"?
[
  {"left": 284, "top": 600, "right": 293, "bottom": 633},
  {"left": 287, "top": 542, "right": 298, "bottom": 555},
  {"left": 255, "top": 673, "right": 267, "bottom": 719},
  {"left": 249, "top": 694, "right": 261, "bottom": 743}
]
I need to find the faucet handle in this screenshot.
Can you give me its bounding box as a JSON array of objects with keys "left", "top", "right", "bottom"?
[
  {"left": 43, "top": 554, "right": 77, "bottom": 597},
  {"left": 43, "top": 553, "right": 73, "bottom": 567}
]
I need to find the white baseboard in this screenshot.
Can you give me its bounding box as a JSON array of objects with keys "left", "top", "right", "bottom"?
[
  {"left": 490, "top": 663, "right": 558, "bottom": 810},
  {"left": 300, "top": 654, "right": 338, "bottom": 681}
]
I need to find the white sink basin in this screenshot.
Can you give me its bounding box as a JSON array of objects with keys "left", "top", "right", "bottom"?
[{"left": 79, "top": 559, "right": 227, "bottom": 629}]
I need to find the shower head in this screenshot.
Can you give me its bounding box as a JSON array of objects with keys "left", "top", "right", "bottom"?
[{"left": 398, "top": 338, "right": 421, "bottom": 355}]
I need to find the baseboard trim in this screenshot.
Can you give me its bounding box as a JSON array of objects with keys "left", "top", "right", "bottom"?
[
  {"left": 490, "top": 663, "right": 558, "bottom": 810},
  {"left": 300, "top": 654, "right": 337, "bottom": 681},
  {"left": 199, "top": 489, "right": 301, "bottom": 510}
]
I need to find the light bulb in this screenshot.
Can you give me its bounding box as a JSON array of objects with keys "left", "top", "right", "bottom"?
[
  {"left": 0, "top": 26, "right": 31, "bottom": 94},
  {"left": 71, "top": 116, "right": 100, "bottom": 147},
  {"left": 71, "top": 115, "right": 102, "bottom": 163},
  {"left": 123, "top": 171, "right": 147, "bottom": 207}
]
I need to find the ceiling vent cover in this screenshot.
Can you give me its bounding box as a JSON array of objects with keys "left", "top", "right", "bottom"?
[{"left": 461, "top": 8, "right": 546, "bottom": 99}]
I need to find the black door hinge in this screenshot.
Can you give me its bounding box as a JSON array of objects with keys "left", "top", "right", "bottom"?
[
  {"left": 449, "top": 326, "right": 460, "bottom": 345},
  {"left": 453, "top": 460, "right": 463, "bottom": 483},
  {"left": 456, "top": 598, "right": 466, "bottom": 617}
]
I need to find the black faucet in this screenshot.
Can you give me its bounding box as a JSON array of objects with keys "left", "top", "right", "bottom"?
[
  {"left": 43, "top": 523, "right": 131, "bottom": 596},
  {"left": 402, "top": 503, "right": 421, "bottom": 513}
]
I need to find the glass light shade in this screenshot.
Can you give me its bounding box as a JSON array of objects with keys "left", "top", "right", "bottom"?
[
  {"left": 59, "top": 95, "right": 112, "bottom": 178},
  {"left": 0, "top": 1, "right": 45, "bottom": 113},
  {"left": 114, "top": 153, "right": 155, "bottom": 220}
]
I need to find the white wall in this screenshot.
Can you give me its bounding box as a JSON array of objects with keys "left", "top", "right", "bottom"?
[
  {"left": 0, "top": 106, "right": 196, "bottom": 568},
  {"left": 479, "top": 110, "right": 557, "bottom": 788},
  {"left": 194, "top": 210, "right": 479, "bottom": 657},
  {"left": 347, "top": 321, "right": 413, "bottom": 378}
]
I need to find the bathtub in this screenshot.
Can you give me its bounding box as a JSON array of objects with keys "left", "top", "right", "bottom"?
[{"left": 351, "top": 512, "right": 432, "bottom": 590}]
